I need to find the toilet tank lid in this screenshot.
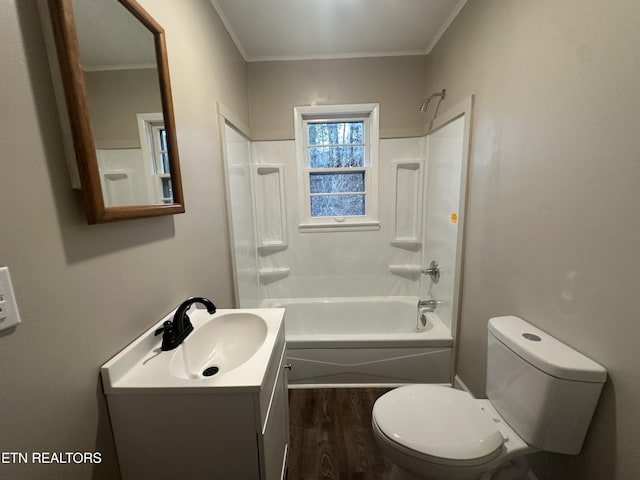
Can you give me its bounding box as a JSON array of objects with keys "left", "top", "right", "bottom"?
[{"left": 488, "top": 316, "right": 607, "bottom": 383}]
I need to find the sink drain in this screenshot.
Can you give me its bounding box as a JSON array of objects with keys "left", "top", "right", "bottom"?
[{"left": 202, "top": 366, "right": 219, "bottom": 377}]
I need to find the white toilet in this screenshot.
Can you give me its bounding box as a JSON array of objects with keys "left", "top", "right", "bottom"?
[{"left": 372, "top": 316, "right": 607, "bottom": 480}]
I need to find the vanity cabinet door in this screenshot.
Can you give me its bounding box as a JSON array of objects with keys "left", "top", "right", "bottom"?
[{"left": 260, "top": 347, "right": 289, "bottom": 480}]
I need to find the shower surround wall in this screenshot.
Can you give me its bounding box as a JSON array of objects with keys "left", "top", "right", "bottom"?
[
  {"left": 225, "top": 122, "right": 466, "bottom": 336},
  {"left": 223, "top": 123, "right": 260, "bottom": 307},
  {"left": 251, "top": 137, "right": 425, "bottom": 301},
  {"left": 421, "top": 116, "right": 465, "bottom": 332}
]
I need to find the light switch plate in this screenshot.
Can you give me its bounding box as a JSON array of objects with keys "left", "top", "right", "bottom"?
[{"left": 0, "top": 266, "right": 21, "bottom": 331}]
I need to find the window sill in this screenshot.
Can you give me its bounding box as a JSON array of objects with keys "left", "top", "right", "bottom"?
[{"left": 298, "top": 221, "right": 381, "bottom": 233}]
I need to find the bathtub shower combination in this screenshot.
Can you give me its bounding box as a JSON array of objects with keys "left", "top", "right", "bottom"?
[
  {"left": 221, "top": 98, "right": 472, "bottom": 388},
  {"left": 261, "top": 297, "right": 453, "bottom": 385}
]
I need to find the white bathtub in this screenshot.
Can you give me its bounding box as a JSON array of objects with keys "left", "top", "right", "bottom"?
[{"left": 260, "top": 297, "right": 453, "bottom": 386}]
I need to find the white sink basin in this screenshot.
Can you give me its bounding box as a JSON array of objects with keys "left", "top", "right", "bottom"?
[
  {"left": 101, "top": 307, "right": 285, "bottom": 393},
  {"left": 170, "top": 312, "right": 268, "bottom": 379}
]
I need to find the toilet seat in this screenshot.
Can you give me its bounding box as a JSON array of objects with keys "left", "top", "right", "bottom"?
[{"left": 373, "top": 385, "right": 505, "bottom": 466}]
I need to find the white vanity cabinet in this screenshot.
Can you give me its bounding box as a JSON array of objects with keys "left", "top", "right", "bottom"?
[
  {"left": 257, "top": 341, "right": 290, "bottom": 480},
  {"left": 102, "top": 308, "right": 289, "bottom": 480}
]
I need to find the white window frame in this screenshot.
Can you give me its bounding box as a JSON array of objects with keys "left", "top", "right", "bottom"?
[
  {"left": 137, "top": 113, "right": 173, "bottom": 204},
  {"left": 294, "top": 103, "right": 380, "bottom": 232}
]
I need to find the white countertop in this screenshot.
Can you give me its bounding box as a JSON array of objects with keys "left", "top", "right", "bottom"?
[{"left": 101, "top": 308, "right": 286, "bottom": 395}]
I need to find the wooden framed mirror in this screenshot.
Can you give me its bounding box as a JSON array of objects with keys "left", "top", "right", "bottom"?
[{"left": 47, "top": 0, "right": 185, "bottom": 224}]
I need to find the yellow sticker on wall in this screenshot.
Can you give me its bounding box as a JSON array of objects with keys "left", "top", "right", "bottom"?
[{"left": 451, "top": 213, "right": 458, "bottom": 224}]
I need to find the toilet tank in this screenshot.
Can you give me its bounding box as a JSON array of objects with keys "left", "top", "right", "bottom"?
[{"left": 486, "top": 316, "right": 606, "bottom": 455}]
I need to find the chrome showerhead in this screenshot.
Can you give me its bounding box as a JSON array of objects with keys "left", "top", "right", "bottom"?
[{"left": 418, "top": 89, "right": 447, "bottom": 113}]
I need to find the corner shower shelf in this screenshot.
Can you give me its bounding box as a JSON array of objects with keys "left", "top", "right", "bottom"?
[
  {"left": 388, "top": 264, "right": 423, "bottom": 280},
  {"left": 258, "top": 267, "right": 290, "bottom": 285}
]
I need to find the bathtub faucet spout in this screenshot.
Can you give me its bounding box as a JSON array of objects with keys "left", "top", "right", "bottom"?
[{"left": 418, "top": 299, "right": 445, "bottom": 312}]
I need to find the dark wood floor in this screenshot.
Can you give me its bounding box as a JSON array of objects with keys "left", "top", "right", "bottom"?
[{"left": 288, "top": 388, "right": 392, "bottom": 480}]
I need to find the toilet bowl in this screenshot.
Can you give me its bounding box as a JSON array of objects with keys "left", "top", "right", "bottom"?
[
  {"left": 372, "top": 385, "right": 532, "bottom": 480},
  {"left": 372, "top": 316, "right": 607, "bottom": 480}
]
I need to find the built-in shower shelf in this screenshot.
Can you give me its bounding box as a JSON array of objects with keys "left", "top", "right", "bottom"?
[
  {"left": 253, "top": 163, "right": 288, "bottom": 253},
  {"left": 391, "top": 159, "right": 424, "bottom": 248},
  {"left": 390, "top": 240, "right": 422, "bottom": 251},
  {"left": 388, "top": 264, "right": 422, "bottom": 279},
  {"left": 257, "top": 244, "right": 288, "bottom": 256},
  {"left": 258, "top": 267, "right": 290, "bottom": 284},
  {"left": 254, "top": 165, "right": 280, "bottom": 175},
  {"left": 102, "top": 170, "right": 129, "bottom": 181}
]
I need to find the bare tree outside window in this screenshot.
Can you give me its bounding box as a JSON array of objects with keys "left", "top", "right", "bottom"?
[{"left": 307, "top": 121, "right": 366, "bottom": 217}]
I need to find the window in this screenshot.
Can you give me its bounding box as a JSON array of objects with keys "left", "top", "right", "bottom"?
[
  {"left": 137, "top": 113, "right": 173, "bottom": 204},
  {"left": 150, "top": 124, "right": 174, "bottom": 204},
  {"left": 294, "top": 104, "right": 379, "bottom": 231}
]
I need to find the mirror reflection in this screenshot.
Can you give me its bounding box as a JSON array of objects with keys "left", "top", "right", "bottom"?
[{"left": 73, "top": 0, "right": 173, "bottom": 207}]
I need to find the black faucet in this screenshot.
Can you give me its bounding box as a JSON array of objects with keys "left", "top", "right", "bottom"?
[{"left": 155, "top": 297, "right": 216, "bottom": 351}]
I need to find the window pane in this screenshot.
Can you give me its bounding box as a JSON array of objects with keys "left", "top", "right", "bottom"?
[
  {"left": 161, "top": 177, "right": 173, "bottom": 203},
  {"left": 160, "top": 129, "right": 167, "bottom": 150},
  {"left": 311, "top": 194, "right": 365, "bottom": 217},
  {"left": 161, "top": 152, "right": 170, "bottom": 174},
  {"left": 308, "top": 122, "right": 364, "bottom": 145},
  {"left": 310, "top": 172, "right": 365, "bottom": 194},
  {"left": 309, "top": 145, "right": 364, "bottom": 168}
]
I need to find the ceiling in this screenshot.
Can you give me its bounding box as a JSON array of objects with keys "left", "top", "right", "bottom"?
[
  {"left": 73, "top": 0, "right": 157, "bottom": 71},
  {"left": 211, "top": 0, "right": 468, "bottom": 62}
]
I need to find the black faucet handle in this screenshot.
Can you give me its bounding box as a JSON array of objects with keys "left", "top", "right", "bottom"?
[{"left": 154, "top": 320, "right": 174, "bottom": 337}]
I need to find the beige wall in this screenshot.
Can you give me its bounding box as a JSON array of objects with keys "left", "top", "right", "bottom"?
[
  {"left": 85, "top": 68, "right": 162, "bottom": 149},
  {"left": 423, "top": 1, "right": 640, "bottom": 478},
  {"left": 4, "top": 1, "right": 640, "bottom": 479},
  {"left": 0, "top": 1, "right": 246, "bottom": 479},
  {"left": 247, "top": 56, "right": 427, "bottom": 140}
]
